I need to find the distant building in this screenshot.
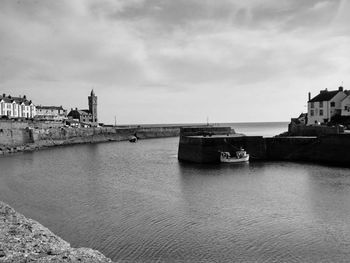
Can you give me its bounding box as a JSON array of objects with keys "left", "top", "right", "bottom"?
[
  {"left": 88, "top": 89, "right": 98, "bottom": 125},
  {"left": 307, "top": 87, "right": 347, "bottom": 125},
  {"left": 35, "top": 106, "right": 67, "bottom": 121},
  {"left": 67, "top": 90, "right": 98, "bottom": 126},
  {"left": 67, "top": 108, "right": 92, "bottom": 124},
  {"left": 0, "top": 93, "right": 36, "bottom": 119}
]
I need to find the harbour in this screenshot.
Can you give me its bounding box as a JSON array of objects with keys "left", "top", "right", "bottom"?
[
  {"left": 1, "top": 124, "right": 350, "bottom": 262},
  {"left": 2, "top": 1, "right": 350, "bottom": 262}
]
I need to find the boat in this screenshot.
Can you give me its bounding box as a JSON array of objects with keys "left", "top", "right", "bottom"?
[{"left": 220, "top": 149, "right": 249, "bottom": 163}]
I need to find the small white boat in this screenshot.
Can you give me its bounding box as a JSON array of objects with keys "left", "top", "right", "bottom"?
[{"left": 220, "top": 149, "right": 249, "bottom": 163}]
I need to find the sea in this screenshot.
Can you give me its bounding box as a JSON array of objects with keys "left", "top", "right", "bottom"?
[{"left": 1, "top": 122, "right": 350, "bottom": 262}]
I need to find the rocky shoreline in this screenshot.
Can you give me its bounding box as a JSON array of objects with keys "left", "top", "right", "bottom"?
[{"left": 0, "top": 201, "right": 114, "bottom": 263}]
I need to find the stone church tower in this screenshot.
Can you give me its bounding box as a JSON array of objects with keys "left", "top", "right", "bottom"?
[{"left": 88, "top": 89, "right": 98, "bottom": 124}]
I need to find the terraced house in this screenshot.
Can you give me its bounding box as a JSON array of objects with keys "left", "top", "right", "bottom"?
[
  {"left": 35, "top": 105, "right": 67, "bottom": 121},
  {"left": 0, "top": 93, "right": 36, "bottom": 119}
]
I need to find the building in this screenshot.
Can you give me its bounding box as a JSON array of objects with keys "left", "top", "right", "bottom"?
[
  {"left": 67, "top": 90, "right": 98, "bottom": 126},
  {"left": 307, "top": 87, "right": 347, "bottom": 125},
  {"left": 88, "top": 89, "right": 97, "bottom": 124},
  {"left": 340, "top": 94, "right": 350, "bottom": 116},
  {"left": 0, "top": 94, "right": 36, "bottom": 119},
  {"left": 35, "top": 106, "right": 67, "bottom": 121},
  {"left": 67, "top": 108, "right": 93, "bottom": 124}
]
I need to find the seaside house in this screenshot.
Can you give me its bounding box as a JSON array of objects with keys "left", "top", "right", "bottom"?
[
  {"left": 0, "top": 94, "right": 36, "bottom": 119},
  {"left": 35, "top": 105, "right": 67, "bottom": 121},
  {"left": 307, "top": 87, "right": 347, "bottom": 125}
]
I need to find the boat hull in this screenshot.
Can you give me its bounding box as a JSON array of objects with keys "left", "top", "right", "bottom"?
[{"left": 220, "top": 154, "right": 250, "bottom": 163}]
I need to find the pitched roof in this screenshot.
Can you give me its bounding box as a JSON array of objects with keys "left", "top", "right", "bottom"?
[
  {"left": 37, "top": 105, "right": 64, "bottom": 110},
  {"left": 0, "top": 96, "right": 12, "bottom": 103},
  {"left": 68, "top": 109, "right": 91, "bottom": 116},
  {"left": 0, "top": 95, "right": 33, "bottom": 105},
  {"left": 309, "top": 90, "right": 340, "bottom": 102}
]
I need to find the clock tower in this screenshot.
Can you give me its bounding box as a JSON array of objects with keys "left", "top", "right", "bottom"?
[{"left": 88, "top": 89, "right": 98, "bottom": 125}]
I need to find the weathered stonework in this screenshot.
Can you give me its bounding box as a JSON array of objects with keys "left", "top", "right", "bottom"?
[
  {"left": 0, "top": 126, "right": 182, "bottom": 156},
  {"left": 0, "top": 201, "right": 114, "bottom": 263}
]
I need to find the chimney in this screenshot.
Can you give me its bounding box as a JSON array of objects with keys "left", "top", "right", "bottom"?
[
  {"left": 2, "top": 93, "right": 4, "bottom": 97},
  {"left": 23, "top": 95, "right": 27, "bottom": 100},
  {"left": 339, "top": 86, "right": 344, "bottom": 91},
  {"left": 75, "top": 107, "right": 78, "bottom": 110},
  {"left": 308, "top": 92, "right": 311, "bottom": 101}
]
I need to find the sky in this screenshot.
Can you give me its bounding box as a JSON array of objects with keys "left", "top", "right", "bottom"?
[{"left": 1, "top": 0, "right": 350, "bottom": 124}]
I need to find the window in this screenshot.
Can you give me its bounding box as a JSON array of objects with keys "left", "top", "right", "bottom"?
[
  {"left": 319, "top": 101, "right": 323, "bottom": 108},
  {"left": 345, "top": 106, "right": 348, "bottom": 110},
  {"left": 311, "top": 102, "right": 314, "bottom": 108},
  {"left": 331, "top": 102, "right": 335, "bottom": 107},
  {"left": 320, "top": 109, "right": 323, "bottom": 116},
  {"left": 310, "top": 110, "right": 314, "bottom": 116}
]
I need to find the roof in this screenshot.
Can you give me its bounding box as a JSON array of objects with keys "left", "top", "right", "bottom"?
[
  {"left": 37, "top": 105, "right": 65, "bottom": 110},
  {"left": 309, "top": 90, "right": 340, "bottom": 102},
  {"left": 68, "top": 109, "right": 92, "bottom": 116},
  {"left": 0, "top": 95, "right": 33, "bottom": 105}
]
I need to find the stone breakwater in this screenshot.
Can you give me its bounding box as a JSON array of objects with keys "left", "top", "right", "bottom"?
[
  {"left": 178, "top": 127, "right": 350, "bottom": 166},
  {"left": 0, "top": 123, "right": 183, "bottom": 156},
  {"left": 0, "top": 201, "right": 114, "bottom": 263}
]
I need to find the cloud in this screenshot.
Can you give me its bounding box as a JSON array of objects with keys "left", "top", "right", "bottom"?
[{"left": 0, "top": 0, "right": 349, "bottom": 123}]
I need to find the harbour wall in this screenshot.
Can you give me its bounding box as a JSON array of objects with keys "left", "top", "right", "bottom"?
[
  {"left": 288, "top": 122, "right": 344, "bottom": 136},
  {"left": 178, "top": 135, "right": 266, "bottom": 163},
  {"left": 178, "top": 127, "right": 350, "bottom": 166},
  {"left": 0, "top": 121, "right": 182, "bottom": 154}
]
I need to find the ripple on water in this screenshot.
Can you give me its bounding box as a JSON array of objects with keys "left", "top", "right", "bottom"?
[{"left": 1, "top": 138, "right": 350, "bottom": 262}]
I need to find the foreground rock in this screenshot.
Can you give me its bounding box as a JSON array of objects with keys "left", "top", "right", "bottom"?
[{"left": 0, "top": 201, "right": 114, "bottom": 263}]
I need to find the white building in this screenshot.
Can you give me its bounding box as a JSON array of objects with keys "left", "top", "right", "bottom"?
[
  {"left": 340, "top": 95, "right": 350, "bottom": 116},
  {"left": 307, "top": 87, "right": 347, "bottom": 125},
  {"left": 0, "top": 94, "right": 36, "bottom": 119},
  {"left": 35, "top": 106, "right": 67, "bottom": 121}
]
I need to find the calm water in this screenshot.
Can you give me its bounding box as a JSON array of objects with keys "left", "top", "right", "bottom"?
[{"left": 1, "top": 123, "right": 350, "bottom": 262}]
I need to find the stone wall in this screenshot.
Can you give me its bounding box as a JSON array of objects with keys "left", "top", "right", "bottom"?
[
  {"left": 0, "top": 201, "right": 114, "bottom": 263},
  {"left": 0, "top": 120, "right": 63, "bottom": 130},
  {"left": 178, "top": 127, "right": 350, "bottom": 166},
  {"left": 178, "top": 135, "right": 266, "bottom": 163},
  {"left": 0, "top": 123, "right": 181, "bottom": 151},
  {"left": 288, "top": 122, "right": 344, "bottom": 136},
  {"left": 0, "top": 128, "right": 33, "bottom": 146},
  {"left": 180, "top": 126, "right": 233, "bottom": 136},
  {"left": 33, "top": 126, "right": 180, "bottom": 144}
]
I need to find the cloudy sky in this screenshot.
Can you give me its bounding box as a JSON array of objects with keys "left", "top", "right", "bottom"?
[{"left": 1, "top": 0, "right": 350, "bottom": 124}]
